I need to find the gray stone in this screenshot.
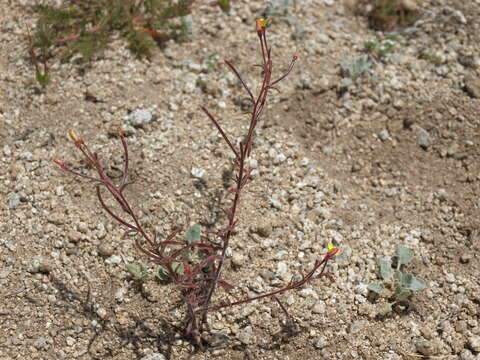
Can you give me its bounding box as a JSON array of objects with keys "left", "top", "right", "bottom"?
[
  {"left": 378, "top": 129, "right": 390, "bottom": 141},
  {"left": 33, "top": 336, "right": 48, "bottom": 350},
  {"left": 8, "top": 197, "right": 20, "bottom": 210},
  {"left": 313, "top": 335, "right": 328, "bottom": 349},
  {"left": 312, "top": 301, "right": 326, "bottom": 314},
  {"left": 105, "top": 255, "right": 122, "bottom": 265},
  {"left": 251, "top": 222, "right": 272, "bottom": 238},
  {"left": 417, "top": 127, "right": 431, "bottom": 149},
  {"left": 349, "top": 320, "right": 365, "bottom": 334},
  {"left": 276, "top": 262, "right": 288, "bottom": 277},
  {"left": 98, "top": 243, "right": 114, "bottom": 257},
  {"left": 415, "top": 338, "right": 441, "bottom": 356},
  {"left": 401, "top": 0, "right": 418, "bottom": 11},
  {"left": 140, "top": 353, "right": 167, "bottom": 360},
  {"left": 270, "top": 197, "right": 283, "bottom": 210},
  {"left": 318, "top": 33, "right": 330, "bottom": 44},
  {"left": 467, "top": 335, "right": 480, "bottom": 352},
  {"left": 237, "top": 326, "right": 254, "bottom": 344},
  {"left": 191, "top": 167, "right": 205, "bottom": 179},
  {"left": 128, "top": 109, "right": 153, "bottom": 127},
  {"left": 464, "top": 75, "right": 480, "bottom": 98}
]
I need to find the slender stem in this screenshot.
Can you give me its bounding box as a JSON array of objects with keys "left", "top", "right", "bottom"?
[
  {"left": 200, "top": 106, "right": 239, "bottom": 159},
  {"left": 224, "top": 60, "right": 255, "bottom": 103},
  {"left": 199, "top": 258, "right": 331, "bottom": 313}
]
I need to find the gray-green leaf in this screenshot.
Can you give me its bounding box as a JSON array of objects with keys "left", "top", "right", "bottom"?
[
  {"left": 396, "top": 245, "right": 414, "bottom": 267},
  {"left": 186, "top": 224, "right": 202, "bottom": 244},
  {"left": 395, "top": 285, "right": 411, "bottom": 301},
  {"left": 126, "top": 263, "right": 147, "bottom": 280},
  {"left": 368, "top": 282, "right": 385, "bottom": 294},
  {"left": 379, "top": 259, "right": 393, "bottom": 281},
  {"left": 172, "top": 262, "right": 184, "bottom": 275},
  {"left": 403, "top": 274, "right": 427, "bottom": 292}
]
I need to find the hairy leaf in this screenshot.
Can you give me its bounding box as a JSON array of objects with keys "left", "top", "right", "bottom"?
[
  {"left": 396, "top": 245, "right": 414, "bottom": 267},
  {"left": 379, "top": 259, "right": 393, "bottom": 281},
  {"left": 368, "top": 282, "right": 385, "bottom": 294}
]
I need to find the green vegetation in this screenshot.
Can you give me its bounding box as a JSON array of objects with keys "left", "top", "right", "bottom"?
[
  {"left": 363, "top": 33, "right": 405, "bottom": 59},
  {"left": 340, "top": 54, "right": 372, "bottom": 85},
  {"left": 32, "top": 0, "right": 196, "bottom": 63},
  {"left": 368, "top": 245, "right": 427, "bottom": 316}
]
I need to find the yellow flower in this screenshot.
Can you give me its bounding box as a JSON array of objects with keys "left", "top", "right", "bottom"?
[
  {"left": 257, "top": 18, "right": 269, "bottom": 28},
  {"left": 326, "top": 242, "right": 339, "bottom": 259},
  {"left": 255, "top": 18, "right": 269, "bottom": 35},
  {"left": 68, "top": 130, "right": 79, "bottom": 143}
]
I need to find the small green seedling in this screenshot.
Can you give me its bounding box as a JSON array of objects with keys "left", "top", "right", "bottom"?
[
  {"left": 368, "top": 245, "right": 427, "bottom": 316},
  {"left": 419, "top": 50, "right": 444, "bottom": 66},
  {"left": 363, "top": 33, "right": 405, "bottom": 59},
  {"left": 126, "top": 262, "right": 149, "bottom": 280},
  {"left": 156, "top": 224, "right": 202, "bottom": 281},
  {"left": 217, "top": 0, "right": 231, "bottom": 13},
  {"left": 339, "top": 54, "right": 372, "bottom": 88}
]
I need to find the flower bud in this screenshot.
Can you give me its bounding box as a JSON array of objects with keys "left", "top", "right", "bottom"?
[
  {"left": 255, "top": 18, "right": 268, "bottom": 36},
  {"left": 293, "top": 49, "right": 301, "bottom": 61},
  {"left": 68, "top": 130, "right": 79, "bottom": 143}
]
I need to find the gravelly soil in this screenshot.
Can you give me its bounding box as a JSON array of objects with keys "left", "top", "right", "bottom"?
[{"left": 0, "top": 0, "right": 479, "bottom": 359}]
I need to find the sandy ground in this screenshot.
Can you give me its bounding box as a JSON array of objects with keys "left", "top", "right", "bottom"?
[{"left": 0, "top": 0, "right": 479, "bottom": 359}]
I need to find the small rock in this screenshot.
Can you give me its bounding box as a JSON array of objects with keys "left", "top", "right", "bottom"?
[
  {"left": 313, "top": 335, "right": 328, "bottom": 349},
  {"left": 95, "top": 307, "right": 107, "bottom": 319},
  {"left": 251, "top": 222, "right": 272, "bottom": 238},
  {"left": 378, "top": 129, "right": 390, "bottom": 141},
  {"left": 417, "top": 127, "right": 431, "bottom": 149},
  {"left": 445, "top": 273, "right": 456, "bottom": 283},
  {"left": 401, "top": 0, "right": 417, "bottom": 11},
  {"left": 415, "top": 338, "right": 441, "bottom": 356},
  {"left": 3, "top": 145, "right": 11, "bottom": 156},
  {"left": 312, "top": 301, "right": 326, "bottom": 314},
  {"left": 115, "top": 287, "right": 126, "bottom": 302},
  {"left": 105, "top": 255, "right": 122, "bottom": 265},
  {"left": 453, "top": 9, "right": 467, "bottom": 24},
  {"left": 28, "top": 256, "right": 49, "bottom": 274},
  {"left": 464, "top": 75, "right": 480, "bottom": 98},
  {"left": 314, "top": 207, "right": 331, "bottom": 219},
  {"left": 467, "top": 335, "right": 480, "bottom": 352},
  {"left": 8, "top": 197, "right": 20, "bottom": 210},
  {"left": 276, "top": 262, "right": 288, "bottom": 277},
  {"left": 33, "top": 336, "right": 48, "bottom": 350},
  {"left": 38, "top": 260, "right": 53, "bottom": 274},
  {"left": 140, "top": 353, "right": 167, "bottom": 360},
  {"left": 66, "top": 337, "right": 76, "bottom": 346},
  {"left": 269, "top": 197, "right": 282, "bottom": 210},
  {"left": 447, "top": 143, "right": 459, "bottom": 157},
  {"left": 460, "top": 349, "right": 476, "bottom": 360},
  {"left": 98, "top": 243, "right": 114, "bottom": 257},
  {"left": 237, "top": 326, "right": 254, "bottom": 344},
  {"left": 191, "top": 167, "right": 205, "bottom": 179},
  {"left": 318, "top": 33, "right": 330, "bottom": 43},
  {"left": 231, "top": 253, "right": 244, "bottom": 267},
  {"left": 460, "top": 254, "right": 472, "bottom": 264},
  {"left": 128, "top": 109, "right": 153, "bottom": 127},
  {"left": 349, "top": 320, "right": 364, "bottom": 334}
]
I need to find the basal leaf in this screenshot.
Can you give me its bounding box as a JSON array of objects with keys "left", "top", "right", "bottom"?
[
  {"left": 368, "top": 282, "right": 385, "bottom": 294},
  {"left": 404, "top": 274, "right": 427, "bottom": 292},
  {"left": 379, "top": 259, "right": 393, "bottom": 280},
  {"left": 396, "top": 244, "right": 413, "bottom": 267},
  {"left": 186, "top": 224, "right": 201, "bottom": 244}
]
